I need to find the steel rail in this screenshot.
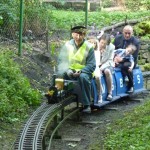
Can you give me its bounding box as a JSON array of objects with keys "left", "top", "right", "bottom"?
[
  {"left": 32, "top": 103, "right": 60, "bottom": 150},
  {"left": 15, "top": 103, "right": 48, "bottom": 150},
  {"left": 47, "top": 108, "right": 80, "bottom": 150},
  {"left": 14, "top": 95, "right": 77, "bottom": 150}
]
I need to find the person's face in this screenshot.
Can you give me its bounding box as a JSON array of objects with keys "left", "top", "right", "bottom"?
[
  {"left": 88, "top": 39, "right": 97, "bottom": 49},
  {"left": 126, "top": 47, "right": 132, "bottom": 55},
  {"left": 123, "top": 28, "right": 132, "bottom": 40},
  {"left": 72, "top": 32, "right": 85, "bottom": 45},
  {"left": 99, "top": 39, "right": 107, "bottom": 51}
]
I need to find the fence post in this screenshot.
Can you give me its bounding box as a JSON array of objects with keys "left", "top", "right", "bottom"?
[
  {"left": 18, "top": 0, "right": 24, "bottom": 56},
  {"left": 85, "top": 0, "right": 88, "bottom": 28}
]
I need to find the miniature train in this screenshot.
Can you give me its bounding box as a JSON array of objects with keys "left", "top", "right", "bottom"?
[{"left": 46, "top": 66, "right": 146, "bottom": 108}]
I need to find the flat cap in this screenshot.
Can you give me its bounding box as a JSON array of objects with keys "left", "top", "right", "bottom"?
[{"left": 71, "top": 25, "right": 87, "bottom": 33}]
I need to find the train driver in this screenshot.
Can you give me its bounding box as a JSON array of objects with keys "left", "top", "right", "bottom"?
[{"left": 57, "top": 25, "right": 96, "bottom": 113}]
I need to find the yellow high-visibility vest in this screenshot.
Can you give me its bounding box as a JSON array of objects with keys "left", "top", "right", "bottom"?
[{"left": 66, "top": 41, "right": 92, "bottom": 71}]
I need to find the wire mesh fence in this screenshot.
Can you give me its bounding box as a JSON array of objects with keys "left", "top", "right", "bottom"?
[
  {"left": 0, "top": 0, "right": 96, "bottom": 56},
  {"left": 0, "top": 1, "right": 19, "bottom": 47}
]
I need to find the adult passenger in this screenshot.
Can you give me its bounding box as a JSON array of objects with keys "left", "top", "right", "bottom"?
[
  {"left": 113, "top": 25, "right": 140, "bottom": 67},
  {"left": 58, "top": 26, "right": 96, "bottom": 113}
]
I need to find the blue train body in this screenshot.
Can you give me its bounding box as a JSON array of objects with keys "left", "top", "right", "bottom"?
[
  {"left": 92, "top": 66, "right": 145, "bottom": 107},
  {"left": 46, "top": 66, "right": 145, "bottom": 106}
]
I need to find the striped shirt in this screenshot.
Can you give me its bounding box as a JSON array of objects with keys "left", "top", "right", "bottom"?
[{"left": 114, "top": 49, "right": 134, "bottom": 63}]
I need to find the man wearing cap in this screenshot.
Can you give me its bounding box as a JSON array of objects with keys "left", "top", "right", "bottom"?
[{"left": 57, "top": 25, "right": 96, "bottom": 113}]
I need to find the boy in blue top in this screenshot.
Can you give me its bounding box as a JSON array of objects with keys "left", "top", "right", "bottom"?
[{"left": 114, "top": 44, "right": 137, "bottom": 93}]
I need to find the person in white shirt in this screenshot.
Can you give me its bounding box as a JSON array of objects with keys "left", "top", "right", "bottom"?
[{"left": 98, "top": 33, "right": 115, "bottom": 101}]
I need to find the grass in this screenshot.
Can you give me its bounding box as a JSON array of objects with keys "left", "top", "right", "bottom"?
[
  {"left": 48, "top": 10, "right": 150, "bottom": 30},
  {"left": 88, "top": 79, "right": 150, "bottom": 150},
  {"left": 103, "top": 80, "right": 150, "bottom": 150}
]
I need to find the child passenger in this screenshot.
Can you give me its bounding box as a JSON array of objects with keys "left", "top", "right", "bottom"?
[
  {"left": 114, "top": 44, "right": 137, "bottom": 93},
  {"left": 87, "top": 36, "right": 103, "bottom": 103},
  {"left": 88, "top": 34, "right": 115, "bottom": 103},
  {"left": 98, "top": 34, "right": 115, "bottom": 101}
]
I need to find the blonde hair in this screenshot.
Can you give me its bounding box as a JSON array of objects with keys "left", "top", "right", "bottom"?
[
  {"left": 127, "top": 44, "right": 137, "bottom": 54},
  {"left": 87, "top": 36, "right": 99, "bottom": 50}
]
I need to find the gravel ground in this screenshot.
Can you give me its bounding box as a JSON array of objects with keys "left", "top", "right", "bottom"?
[
  {"left": 50, "top": 93, "right": 149, "bottom": 150},
  {"left": 0, "top": 51, "right": 149, "bottom": 150}
]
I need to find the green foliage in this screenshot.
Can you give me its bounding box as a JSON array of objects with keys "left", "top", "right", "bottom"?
[
  {"left": 143, "top": 63, "right": 150, "bottom": 71},
  {"left": 0, "top": 48, "right": 41, "bottom": 122},
  {"left": 134, "top": 20, "right": 150, "bottom": 38},
  {"left": 51, "top": 42, "right": 56, "bottom": 56},
  {"left": 23, "top": 1, "right": 51, "bottom": 34},
  {"left": 0, "top": 0, "right": 19, "bottom": 29},
  {"left": 0, "top": 15, "right": 3, "bottom": 25},
  {"left": 140, "top": 35, "right": 150, "bottom": 40},
  {"left": 102, "top": 0, "right": 114, "bottom": 8},
  {"left": 125, "top": 0, "right": 150, "bottom": 11},
  {"left": 48, "top": 10, "right": 150, "bottom": 30},
  {"left": 104, "top": 98, "right": 150, "bottom": 149},
  {"left": 22, "top": 43, "right": 33, "bottom": 53}
]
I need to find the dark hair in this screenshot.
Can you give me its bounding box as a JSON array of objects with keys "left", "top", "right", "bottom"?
[
  {"left": 98, "top": 33, "right": 111, "bottom": 45},
  {"left": 71, "top": 25, "right": 87, "bottom": 34}
]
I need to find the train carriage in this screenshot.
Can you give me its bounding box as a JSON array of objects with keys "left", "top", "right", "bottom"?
[{"left": 92, "top": 66, "right": 145, "bottom": 107}]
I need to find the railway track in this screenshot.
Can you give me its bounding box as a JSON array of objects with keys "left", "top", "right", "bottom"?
[
  {"left": 14, "top": 95, "right": 78, "bottom": 150},
  {"left": 13, "top": 71, "right": 150, "bottom": 150}
]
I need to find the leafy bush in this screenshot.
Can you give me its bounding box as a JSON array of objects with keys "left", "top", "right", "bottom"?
[
  {"left": 143, "top": 63, "right": 150, "bottom": 71},
  {"left": 0, "top": 0, "right": 19, "bottom": 36},
  {"left": 134, "top": 20, "right": 150, "bottom": 39},
  {"left": 101, "top": 0, "right": 114, "bottom": 8},
  {"left": 0, "top": 48, "right": 41, "bottom": 122},
  {"left": 125, "top": 0, "right": 150, "bottom": 11}
]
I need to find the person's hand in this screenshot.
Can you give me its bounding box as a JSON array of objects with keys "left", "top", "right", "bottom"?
[
  {"left": 114, "top": 55, "right": 123, "bottom": 63},
  {"left": 67, "top": 69, "right": 74, "bottom": 78},
  {"left": 128, "top": 67, "right": 133, "bottom": 72},
  {"left": 73, "top": 71, "right": 81, "bottom": 77},
  {"left": 99, "top": 63, "right": 102, "bottom": 68}
]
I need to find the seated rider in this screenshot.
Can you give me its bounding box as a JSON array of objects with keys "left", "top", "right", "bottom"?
[
  {"left": 114, "top": 44, "right": 137, "bottom": 93},
  {"left": 98, "top": 33, "right": 115, "bottom": 101},
  {"left": 87, "top": 36, "right": 103, "bottom": 103},
  {"left": 113, "top": 25, "right": 140, "bottom": 68},
  {"left": 57, "top": 25, "right": 96, "bottom": 113}
]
